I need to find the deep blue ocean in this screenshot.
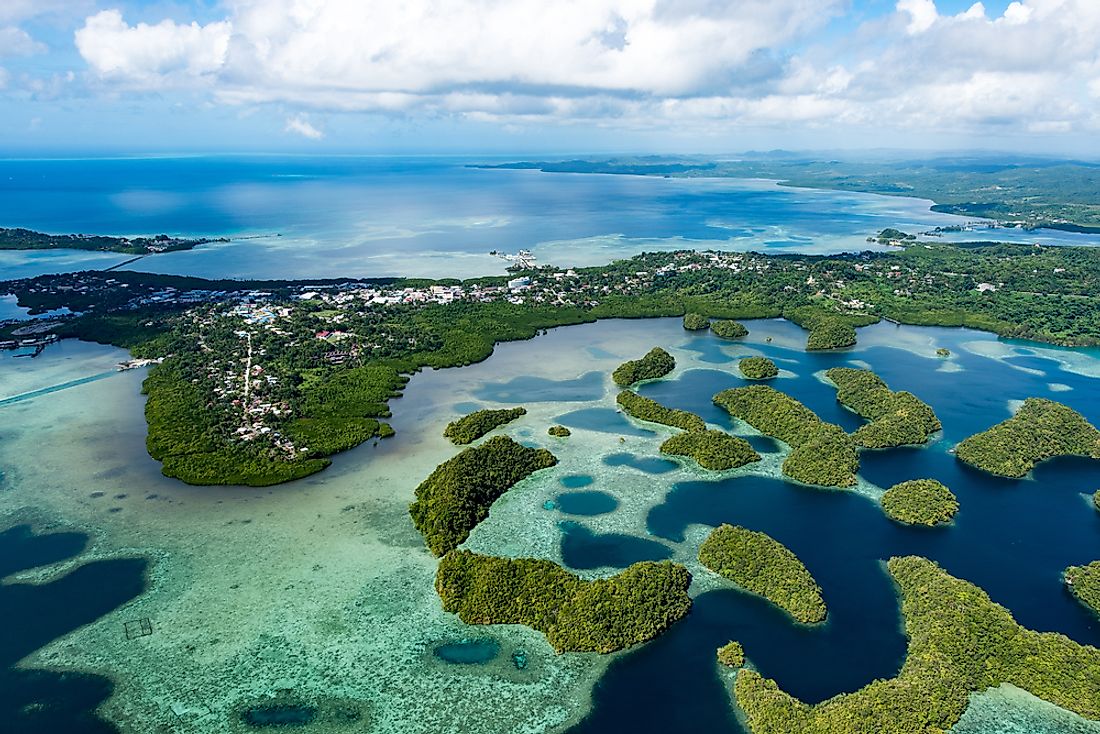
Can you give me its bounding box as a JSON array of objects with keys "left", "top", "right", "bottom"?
[{"left": 1, "top": 155, "right": 1098, "bottom": 282}]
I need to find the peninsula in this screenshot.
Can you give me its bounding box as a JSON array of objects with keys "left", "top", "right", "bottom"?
[
  {"left": 2, "top": 237, "right": 1098, "bottom": 486},
  {"left": 0, "top": 227, "right": 225, "bottom": 254},
  {"left": 472, "top": 157, "right": 1100, "bottom": 232},
  {"left": 1065, "top": 562, "right": 1100, "bottom": 617}
]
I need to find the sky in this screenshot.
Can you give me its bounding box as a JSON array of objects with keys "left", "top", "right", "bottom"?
[{"left": 1, "top": 0, "right": 1099, "bottom": 155}]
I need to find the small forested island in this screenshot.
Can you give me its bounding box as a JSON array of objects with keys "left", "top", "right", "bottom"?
[
  {"left": 735, "top": 556, "right": 1100, "bottom": 733},
  {"left": 739, "top": 356, "right": 778, "bottom": 380},
  {"left": 826, "top": 367, "right": 941, "bottom": 448},
  {"left": 880, "top": 479, "right": 958, "bottom": 526},
  {"left": 435, "top": 550, "right": 692, "bottom": 653},
  {"left": 955, "top": 398, "right": 1100, "bottom": 477},
  {"left": 1094, "top": 490, "right": 1100, "bottom": 512},
  {"left": 1065, "top": 562, "right": 1100, "bottom": 617},
  {"left": 683, "top": 312, "right": 710, "bottom": 330},
  {"left": 874, "top": 228, "right": 917, "bottom": 244},
  {"left": 659, "top": 430, "right": 760, "bottom": 471},
  {"left": 612, "top": 347, "right": 676, "bottom": 387},
  {"left": 784, "top": 305, "right": 869, "bottom": 350},
  {"left": 616, "top": 390, "right": 706, "bottom": 432},
  {"left": 710, "top": 319, "right": 748, "bottom": 339},
  {"left": 5, "top": 236, "right": 1100, "bottom": 487},
  {"left": 717, "top": 641, "right": 745, "bottom": 668},
  {"left": 714, "top": 386, "right": 859, "bottom": 487},
  {"left": 699, "top": 524, "right": 826, "bottom": 624},
  {"left": 409, "top": 436, "right": 557, "bottom": 556},
  {"left": 548, "top": 425, "right": 571, "bottom": 437},
  {"left": 443, "top": 407, "right": 527, "bottom": 445},
  {"left": 0, "top": 226, "right": 224, "bottom": 254}
]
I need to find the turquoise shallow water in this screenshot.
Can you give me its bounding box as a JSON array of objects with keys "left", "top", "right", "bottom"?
[
  {"left": 0, "top": 317, "right": 1098, "bottom": 733},
  {"left": 1, "top": 156, "right": 1098, "bottom": 281}
]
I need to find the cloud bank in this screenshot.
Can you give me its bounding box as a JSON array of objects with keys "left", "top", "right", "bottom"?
[{"left": 54, "top": 0, "right": 1100, "bottom": 140}]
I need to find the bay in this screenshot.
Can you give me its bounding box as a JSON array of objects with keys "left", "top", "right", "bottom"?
[{"left": 1, "top": 156, "right": 1098, "bottom": 281}]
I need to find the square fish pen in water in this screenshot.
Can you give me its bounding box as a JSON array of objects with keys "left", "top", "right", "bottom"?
[{"left": 124, "top": 617, "right": 153, "bottom": 639}]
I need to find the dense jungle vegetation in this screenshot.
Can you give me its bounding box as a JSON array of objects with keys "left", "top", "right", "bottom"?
[
  {"left": 735, "top": 556, "right": 1100, "bottom": 733},
  {"left": 699, "top": 524, "right": 826, "bottom": 624},
  {"left": 1065, "top": 562, "right": 1100, "bottom": 617},
  {"left": 143, "top": 359, "right": 404, "bottom": 485},
  {"left": 825, "top": 367, "right": 941, "bottom": 448},
  {"left": 409, "top": 436, "right": 557, "bottom": 556},
  {"left": 880, "top": 479, "right": 959, "bottom": 526},
  {"left": 783, "top": 306, "right": 866, "bottom": 350},
  {"left": 714, "top": 386, "right": 859, "bottom": 487},
  {"left": 955, "top": 398, "right": 1100, "bottom": 477},
  {"left": 710, "top": 319, "right": 749, "bottom": 339},
  {"left": 683, "top": 312, "right": 710, "bottom": 330},
  {"left": 142, "top": 364, "right": 331, "bottom": 486},
  {"left": 443, "top": 407, "right": 527, "bottom": 445},
  {"left": 659, "top": 430, "right": 760, "bottom": 471},
  {"left": 717, "top": 641, "right": 745, "bottom": 668},
  {"left": 612, "top": 347, "right": 676, "bottom": 386},
  {"left": 616, "top": 390, "right": 706, "bottom": 432},
  {"left": 739, "top": 356, "right": 778, "bottom": 380},
  {"left": 141, "top": 300, "right": 605, "bottom": 484},
  {"left": 435, "top": 550, "right": 692, "bottom": 653}
]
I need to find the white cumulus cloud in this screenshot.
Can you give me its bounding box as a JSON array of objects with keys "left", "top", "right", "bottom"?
[
  {"left": 1003, "top": 2, "right": 1034, "bottom": 24},
  {"left": 66, "top": 0, "right": 1100, "bottom": 141},
  {"left": 75, "top": 9, "right": 231, "bottom": 87},
  {"left": 897, "top": 0, "right": 939, "bottom": 34},
  {"left": 284, "top": 114, "right": 323, "bottom": 139},
  {"left": 76, "top": 1, "right": 842, "bottom": 98}
]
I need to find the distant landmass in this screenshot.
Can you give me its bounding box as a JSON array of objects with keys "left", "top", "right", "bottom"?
[
  {"left": 472, "top": 156, "right": 1100, "bottom": 232},
  {"left": 0, "top": 227, "right": 227, "bottom": 255}
]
